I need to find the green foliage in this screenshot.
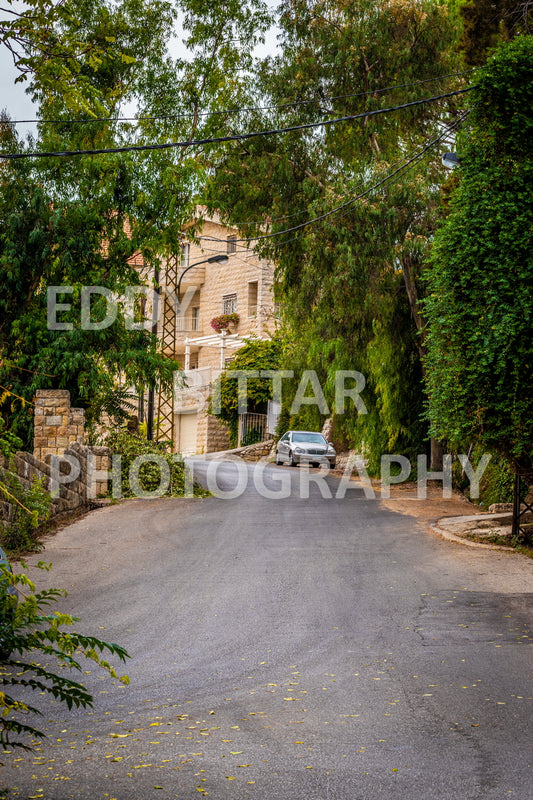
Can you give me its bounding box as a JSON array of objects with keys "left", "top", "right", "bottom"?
[
  {"left": 0, "top": 561, "right": 129, "bottom": 751},
  {"left": 211, "top": 338, "right": 282, "bottom": 446},
  {"left": 423, "top": 36, "right": 533, "bottom": 474},
  {"left": 0, "top": 0, "right": 271, "bottom": 449},
  {"left": 0, "top": 418, "right": 21, "bottom": 460},
  {"left": 474, "top": 449, "right": 515, "bottom": 507},
  {"left": 105, "top": 429, "right": 209, "bottom": 497},
  {"left": 0, "top": 473, "right": 51, "bottom": 556},
  {"left": 0, "top": 418, "right": 51, "bottom": 556},
  {"left": 459, "top": 0, "right": 533, "bottom": 66},
  {"left": 206, "top": 0, "right": 463, "bottom": 468}
]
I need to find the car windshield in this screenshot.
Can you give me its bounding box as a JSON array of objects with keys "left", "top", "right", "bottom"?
[{"left": 292, "top": 433, "right": 326, "bottom": 444}]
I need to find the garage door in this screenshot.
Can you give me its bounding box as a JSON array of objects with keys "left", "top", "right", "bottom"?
[{"left": 177, "top": 413, "right": 198, "bottom": 455}]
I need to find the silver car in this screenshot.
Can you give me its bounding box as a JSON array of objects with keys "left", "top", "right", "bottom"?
[{"left": 275, "top": 430, "right": 336, "bottom": 468}]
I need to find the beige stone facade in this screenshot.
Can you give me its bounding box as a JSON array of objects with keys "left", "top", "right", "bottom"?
[
  {"left": 150, "top": 212, "right": 277, "bottom": 455},
  {"left": 33, "top": 389, "right": 85, "bottom": 462}
]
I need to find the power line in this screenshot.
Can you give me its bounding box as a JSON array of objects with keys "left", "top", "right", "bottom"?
[
  {"left": 199, "top": 113, "right": 469, "bottom": 249},
  {"left": 212, "top": 116, "right": 458, "bottom": 230},
  {"left": 6, "top": 68, "right": 477, "bottom": 127},
  {"left": 0, "top": 87, "right": 475, "bottom": 160},
  {"left": 271, "top": 115, "right": 470, "bottom": 249},
  {"left": 198, "top": 143, "right": 434, "bottom": 247}
]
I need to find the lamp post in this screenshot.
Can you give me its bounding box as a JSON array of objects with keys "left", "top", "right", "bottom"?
[
  {"left": 177, "top": 253, "right": 228, "bottom": 303},
  {"left": 441, "top": 151, "right": 461, "bottom": 169},
  {"left": 146, "top": 252, "right": 229, "bottom": 441}
]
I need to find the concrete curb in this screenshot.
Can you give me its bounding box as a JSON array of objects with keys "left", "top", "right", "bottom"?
[{"left": 431, "top": 516, "right": 516, "bottom": 552}]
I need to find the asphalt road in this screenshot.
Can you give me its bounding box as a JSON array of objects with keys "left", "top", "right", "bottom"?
[{"left": 3, "top": 459, "right": 533, "bottom": 799}]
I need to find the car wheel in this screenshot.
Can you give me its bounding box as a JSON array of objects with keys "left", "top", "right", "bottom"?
[
  {"left": 288, "top": 451, "right": 297, "bottom": 467},
  {"left": 330, "top": 461, "right": 336, "bottom": 470}
]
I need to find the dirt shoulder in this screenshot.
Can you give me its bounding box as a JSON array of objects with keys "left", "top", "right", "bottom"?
[
  {"left": 379, "top": 480, "right": 480, "bottom": 530},
  {"left": 379, "top": 480, "right": 533, "bottom": 561}
]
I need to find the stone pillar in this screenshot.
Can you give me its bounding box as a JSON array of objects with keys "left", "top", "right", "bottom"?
[
  {"left": 321, "top": 417, "right": 334, "bottom": 443},
  {"left": 205, "top": 415, "right": 231, "bottom": 453},
  {"left": 34, "top": 389, "right": 85, "bottom": 462}
]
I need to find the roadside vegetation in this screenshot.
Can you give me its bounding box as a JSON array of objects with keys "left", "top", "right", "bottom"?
[
  {"left": 104, "top": 429, "right": 209, "bottom": 498},
  {"left": 0, "top": 0, "right": 532, "bottom": 513},
  {"left": 211, "top": 338, "right": 282, "bottom": 447},
  {"left": 0, "top": 560, "right": 130, "bottom": 753}
]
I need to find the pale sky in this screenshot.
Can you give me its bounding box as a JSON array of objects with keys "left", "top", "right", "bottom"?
[{"left": 0, "top": 8, "right": 280, "bottom": 141}]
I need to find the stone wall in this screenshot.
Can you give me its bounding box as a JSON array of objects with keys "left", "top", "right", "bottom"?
[
  {"left": 33, "top": 389, "right": 85, "bottom": 462},
  {"left": 205, "top": 438, "right": 275, "bottom": 462},
  {"left": 1, "top": 390, "right": 112, "bottom": 536},
  {"left": 205, "top": 415, "right": 231, "bottom": 453},
  {"left": 0, "top": 442, "right": 111, "bottom": 532}
]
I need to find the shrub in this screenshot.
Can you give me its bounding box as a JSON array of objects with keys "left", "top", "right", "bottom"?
[
  {"left": 0, "top": 417, "right": 52, "bottom": 556},
  {"left": 0, "top": 472, "right": 51, "bottom": 555},
  {"left": 105, "top": 429, "right": 209, "bottom": 497}
]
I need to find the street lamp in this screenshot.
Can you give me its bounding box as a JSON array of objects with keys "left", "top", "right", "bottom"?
[
  {"left": 177, "top": 253, "right": 228, "bottom": 303},
  {"left": 146, "top": 252, "right": 229, "bottom": 440},
  {"left": 442, "top": 151, "right": 461, "bottom": 169}
]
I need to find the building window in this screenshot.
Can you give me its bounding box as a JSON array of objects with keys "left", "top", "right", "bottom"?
[
  {"left": 222, "top": 293, "right": 237, "bottom": 314},
  {"left": 227, "top": 235, "right": 237, "bottom": 254},
  {"left": 247, "top": 281, "right": 258, "bottom": 316},
  {"left": 180, "top": 243, "right": 190, "bottom": 269},
  {"left": 191, "top": 306, "right": 200, "bottom": 331}
]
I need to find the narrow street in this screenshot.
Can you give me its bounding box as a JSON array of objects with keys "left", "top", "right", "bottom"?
[{"left": 3, "top": 460, "right": 532, "bottom": 799}]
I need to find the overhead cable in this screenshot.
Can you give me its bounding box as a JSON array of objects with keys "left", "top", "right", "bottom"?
[
  {"left": 0, "top": 87, "right": 475, "bottom": 160},
  {"left": 199, "top": 112, "right": 469, "bottom": 248}
]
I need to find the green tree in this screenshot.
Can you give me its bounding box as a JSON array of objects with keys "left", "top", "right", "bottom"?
[
  {"left": 0, "top": 0, "right": 271, "bottom": 447},
  {"left": 423, "top": 36, "right": 533, "bottom": 474},
  {"left": 1, "top": 0, "right": 141, "bottom": 113},
  {"left": 212, "top": 338, "right": 281, "bottom": 446},
  {"left": 206, "top": 0, "right": 463, "bottom": 470},
  {"left": 0, "top": 111, "right": 180, "bottom": 446},
  {"left": 459, "top": 0, "right": 533, "bottom": 65}
]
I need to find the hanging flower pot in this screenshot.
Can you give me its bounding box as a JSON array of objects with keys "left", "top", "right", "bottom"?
[{"left": 210, "top": 313, "right": 239, "bottom": 333}]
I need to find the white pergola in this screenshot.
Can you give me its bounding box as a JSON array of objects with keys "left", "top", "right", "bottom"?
[{"left": 183, "top": 330, "right": 260, "bottom": 369}]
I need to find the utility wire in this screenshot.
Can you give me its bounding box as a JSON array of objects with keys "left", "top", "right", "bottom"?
[
  {"left": 6, "top": 68, "right": 477, "bottom": 127},
  {"left": 198, "top": 140, "right": 436, "bottom": 244},
  {"left": 199, "top": 112, "right": 468, "bottom": 248},
  {"left": 0, "top": 87, "right": 475, "bottom": 160},
  {"left": 269, "top": 115, "right": 469, "bottom": 249}
]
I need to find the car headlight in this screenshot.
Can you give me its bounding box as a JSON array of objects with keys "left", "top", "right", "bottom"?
[
  {"left": 294, "top": 447, "right": 304, "bottom": 454},
  {"left": 327, "top": 446, "right": 335, "bottom": 454}
]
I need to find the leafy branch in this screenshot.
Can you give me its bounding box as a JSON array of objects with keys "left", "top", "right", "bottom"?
[{"left": 0, "top": 562, "right": 130, "bottom": 752}]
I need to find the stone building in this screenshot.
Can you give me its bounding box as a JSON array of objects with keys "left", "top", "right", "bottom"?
[{"left": 143, "top": 211, "right": 277, "bottom": 454}]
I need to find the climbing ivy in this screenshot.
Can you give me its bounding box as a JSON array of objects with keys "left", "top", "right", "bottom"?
[{"left": 423, "top": 36, "right": 533, "bottom": 474}]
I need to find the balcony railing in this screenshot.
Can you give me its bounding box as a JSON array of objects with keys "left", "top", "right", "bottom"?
[
  {"left": 176, "top": 316, "right": 201, "bottom": 333},
  {"left": 181, "top": 367, "right": 221, "bottom": 389}
]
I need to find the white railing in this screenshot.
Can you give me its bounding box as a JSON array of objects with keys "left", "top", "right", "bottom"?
[
  {"left": 238, "top": 412, "right": 270, "bottom": 447},
  {"left": 176, "top": 316, "right": 200, "bottom": 332},
  {"left": 182, "top": 367, "right": 212, "bottom": 389}
]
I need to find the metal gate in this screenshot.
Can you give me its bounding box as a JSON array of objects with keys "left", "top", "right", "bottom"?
[{"left": 238, "top": 413, "right": 269, "bottom": 447}]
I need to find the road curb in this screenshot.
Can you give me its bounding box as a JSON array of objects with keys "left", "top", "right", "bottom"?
[{"left": 431, "top": 520, "right": 516, "bottom": 552}]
